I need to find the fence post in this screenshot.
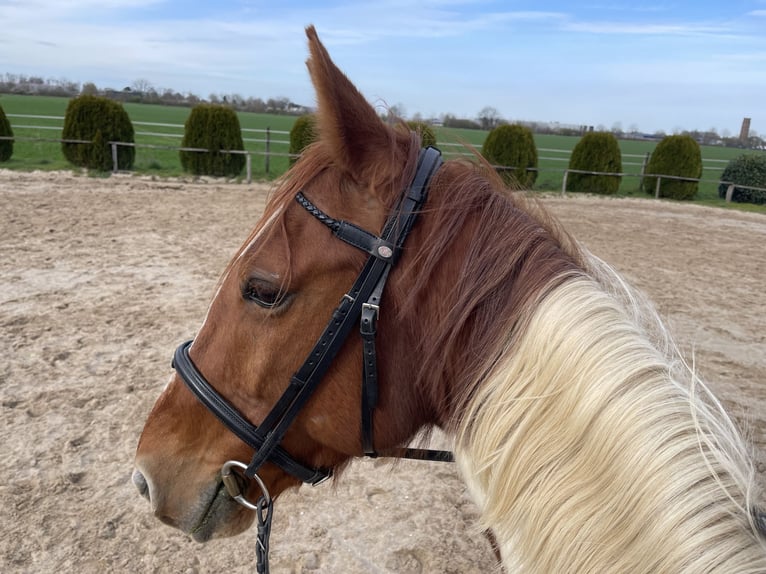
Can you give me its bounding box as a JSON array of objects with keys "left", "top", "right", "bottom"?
[
  {"left": 561, "top": 170, "right": 568, "bottom": 195},
  {"left": 725, "top": 183, "right": 735, "bottom": 202},
  {"left": 111, "top": 142, "right": 119, "bottom": 173},
  {"left": 654, "top": 176, "right": 662, "bottom": 199},
  {"left": 639, "top": 152, "right": 650, "bottom": 190},
  {"left": 265, "top": 127, "right": 271, "bottom": 176},
  {"left": 246, "top": 153, "right": 252, "bottom": 184}
]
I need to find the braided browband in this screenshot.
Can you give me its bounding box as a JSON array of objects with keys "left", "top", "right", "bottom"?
[{"left": 295, "top": 192, "right": 341, "bottom": 233}]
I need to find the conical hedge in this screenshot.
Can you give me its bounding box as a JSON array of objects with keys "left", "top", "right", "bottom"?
[
  {"left": 0, "top": 104, "right": 13, "bottom": 163},
  {"left": 482, "top": 124, "right": 538, "bottom": 188},
  {"left": 180, "top": 104, "right": 246, "bottom": 177},
  {"left": 61, "top": 95, "right": 135, "bottom": 171},
  {"left": 288, "top": 114, "right": 316, "bottom": 165},
  {"left": 406, "top": 121, "right": 437, "bottom": 148},
  {"left": 641, "top": 135, "right": 702, "bottom": 200},
  {"left": 566, "top": 132, "right": 622, "bottom": 194}
]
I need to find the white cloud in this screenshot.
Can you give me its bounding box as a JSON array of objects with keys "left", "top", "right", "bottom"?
[
  {"left": 714, "top": 51, "right": 766, "bottom": 63},
  {"left": 0, "top": 0, "right": 165, "bottom": 19},
  {"left": 562, "top": 20, "right": 730, "bottom": 37}
]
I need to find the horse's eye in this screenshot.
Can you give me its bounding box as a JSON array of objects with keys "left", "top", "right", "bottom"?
[{"left": 242, "top": 278, "right": 285, "bottom": 309}]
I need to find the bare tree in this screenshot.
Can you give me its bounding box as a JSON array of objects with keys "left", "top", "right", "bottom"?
[
  {"left": 477, "top": 106, "right": 501, "bottom": 130},
  {"left": 385, "top": 102, "right": 407, "bottom": 122},
  {"left": 131, "top": 78, "right": 152, "bottom": 94},
  {"left": 81, "top": 82, "right": 98, "bottom": 95}
]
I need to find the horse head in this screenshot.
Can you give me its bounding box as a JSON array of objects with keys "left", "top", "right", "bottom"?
[{"left": 133, "top": 26, "right": 437, "bottom": 542}]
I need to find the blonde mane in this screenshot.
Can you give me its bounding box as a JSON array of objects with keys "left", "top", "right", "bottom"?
[{"left": 456, "top": 252, "right": 766, "bottom": 572}]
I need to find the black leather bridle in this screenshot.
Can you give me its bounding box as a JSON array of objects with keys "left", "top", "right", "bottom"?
[{"left": 171, "top": 147, "right": 451, "bottom": 572}]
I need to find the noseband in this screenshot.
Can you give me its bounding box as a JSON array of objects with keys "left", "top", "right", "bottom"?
[{"left": 171, "top": 147, "right": 449, "bottom": 572}]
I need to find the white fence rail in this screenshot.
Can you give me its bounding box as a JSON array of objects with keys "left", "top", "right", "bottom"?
[
  {"left": 6, "top": 113, "right": 293, "bottom": 177},
  {"left": 7, "top": 113, "right": 734, "bottom": 173},
  {"left": 556, "top": 167, "right": 766, "bottom": 200},
  {"left": 3, "top": 114, "right": 764, "bottom": 202}
]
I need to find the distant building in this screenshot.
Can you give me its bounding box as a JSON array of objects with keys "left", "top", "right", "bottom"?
[{"left": 739, "top": 117, "right": 751, "bottom": 141}]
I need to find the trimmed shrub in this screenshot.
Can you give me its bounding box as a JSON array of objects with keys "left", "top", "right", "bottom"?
[
  {"left": 62, "top": 95, "right": 135, "bottom": 171},
  {"left": 0, "top": 104, "right": 13, "bottom": 162},
  {"left": 180, "top": 104, "right": 245, "bottom": 177},
  {"left": 288, "top": 114, "right": 317, "bottom": 165},
  {"left": 641, "top": 135, "right": 702, "bottom": 200},
  {"left": 717, "top": 154, "right": 766, "bottom": 205},
  {"left": 481, "top": 124, "right": 538, "bottom": 188},
  {"left": 566, "top": 132, "right": 622, "bottom": 194},
  {"left": 406, "top": 121, "right": 437, "bottom": 148}
]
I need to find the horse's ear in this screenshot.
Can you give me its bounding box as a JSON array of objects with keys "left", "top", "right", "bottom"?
[{"left": 305, "top": 26, "right": 395, "bottom": 182}]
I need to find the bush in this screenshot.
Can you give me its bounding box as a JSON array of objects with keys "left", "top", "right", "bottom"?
[
  {"left": 180, "top": 104, "right": 246, "bottom": 177},
  {"left": 406, "top": 121, "right": 437, "bottom": 148},
  {"left": 289, "top": 114, "right": 317, "bottom": 164},
  {"left": 717, "top": 154, "right": 766, "bottom": 205},
  {"left": 481, "top": 124, "right": 538, "bottom": 188},
  {"left": 566, "top": 132, "right": 622, "bottom": 194},
  {"left": 0, "top": 104, "right": 13, "bottom": 162},
  {"left": 641, "top": 134, "right": 702, "bottom": 200},
  {"left": 62, "top": 95, "right": 135, "bottom": 171}
]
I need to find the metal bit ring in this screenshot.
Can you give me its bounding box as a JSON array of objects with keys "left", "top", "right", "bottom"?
[{"left": 221, "top": 460, "right": 271, "bottom": 510}]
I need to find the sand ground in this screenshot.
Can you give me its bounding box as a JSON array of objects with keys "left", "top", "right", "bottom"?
[{"left": 1, "top": 170, "right": 764, "bottom": 573}]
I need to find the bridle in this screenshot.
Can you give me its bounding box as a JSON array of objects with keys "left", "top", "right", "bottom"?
[{"left": 171, "top": 146, "right": 451, "bottom": 572}]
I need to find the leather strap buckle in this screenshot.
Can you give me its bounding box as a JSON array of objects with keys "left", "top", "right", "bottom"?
[{"left": 360, "top": 302, "right": 379, "bottom": 336}]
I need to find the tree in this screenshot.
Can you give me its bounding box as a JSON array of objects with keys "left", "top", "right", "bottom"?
[
  {"left": 481, "top": 124, "right": 538, "bottom": 188},
  {"left": 289, "top": 114, "right": 317, "bottom": 164},
  {"left": 131, "top": 78, "right": 152, "bottom": 95},
  {"left": 180, "top": 104, "right": 246, "bottom": 177},
  {"left": 443, "top": 114, "right": 480, "bottom": 130},
  {"left": 80, "top": 82, "right": 98, "bottom": 95},
  {"left": 641, "top": 134, "right": 702, "bottom": 200},
  {"left": 566, "top": 132, "right": 622, "bottom": 194},
  {"left": 718, "top": 154, "right": 766, "bottom": 205},
  {"left": 477, "top": 106, "right": 501, "bottom": 130},
  {"left": 383, "top": 103, "right": 407, "bottom": 123},
  {"left": 266, "top": 97, "right": 291, "bottom": 113},
  {"left": 406, "top": 121, "right": 437, "bottom": 148},
  {"left": 61, "top": 95, "right": 135, "bottom": 171},
  {"left": 0, "top": 104, "right": 14, "bottom": 162}
]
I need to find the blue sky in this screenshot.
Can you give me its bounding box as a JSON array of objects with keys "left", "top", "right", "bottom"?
[{"left": 0, "top": 0, "right": 764, "bottom": 134}]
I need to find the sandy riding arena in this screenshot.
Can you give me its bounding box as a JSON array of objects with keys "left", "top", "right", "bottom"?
[{"left": 2, "top": 170, "right": 764, "bottom": 573}]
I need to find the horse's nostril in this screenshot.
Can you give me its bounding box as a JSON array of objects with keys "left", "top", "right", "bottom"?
[{"left": 132, "top": 469, "right": 150, "bottom": 500}]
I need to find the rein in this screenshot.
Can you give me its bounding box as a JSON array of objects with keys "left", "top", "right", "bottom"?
[{"left": 171, "top": 147, "right": 450, "bottom": 573}]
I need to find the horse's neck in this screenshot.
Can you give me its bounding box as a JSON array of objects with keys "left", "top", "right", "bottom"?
[
  {"left": 454, "top": 274, "right": 766, "bottom": 572},
  {"left": 400, "top": 170, "right": 581, "bottom": 428}
]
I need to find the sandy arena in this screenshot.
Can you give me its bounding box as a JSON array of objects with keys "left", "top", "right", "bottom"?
[{"left": 1, "top": 170, "right": 764, "bottom": 573}]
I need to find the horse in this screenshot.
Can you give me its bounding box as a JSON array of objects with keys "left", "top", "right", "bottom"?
[{"left": 133, "top": 26, "right": 766, "bottom": 572}]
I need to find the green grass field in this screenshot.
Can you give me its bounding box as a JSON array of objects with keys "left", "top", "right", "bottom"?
[{"left": 2, "top": 94, "right": 764, "bottom": 211}]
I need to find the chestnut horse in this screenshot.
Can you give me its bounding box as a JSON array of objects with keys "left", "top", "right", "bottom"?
[{"left": 134, "top": 27, "right": 766, "bottom": 572}]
